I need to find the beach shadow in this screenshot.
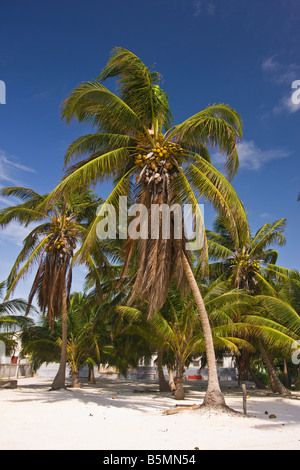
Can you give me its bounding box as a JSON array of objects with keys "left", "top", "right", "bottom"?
[{"left": 5, "top": 378, "right": 300, "bottom": 421}]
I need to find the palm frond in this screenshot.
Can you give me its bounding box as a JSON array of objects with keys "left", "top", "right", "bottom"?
[
  {"left": 254, "top": 295, "right": 300, "bottom": 335},
  {"left": 97, "top": 47, "right": 173, "bottom": 130},
  {"left": 185, "top": 159, "right": 248, "bottom": 247},
  {"left": 61, "top": 80, "right": 144, "bottom": 134},
  {"left": 250, "top": 219, "right": 286, "bottom": 257},
  {"left": 166, "top": 104, "right": 243, "bottom": 179},
  {"left": 5, "top": 235, "right": 51, "bottom": 299},
  {"left": 64, "top": 133, "right": 135, "bottom": 169},
  {"left": 74, "top": 167, "right": 134, "bottom": 261}
]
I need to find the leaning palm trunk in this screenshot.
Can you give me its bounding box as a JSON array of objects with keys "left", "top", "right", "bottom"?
[
  {"left": 181, "top": 253, "right": 226, "bottom": 407},
  {"left": 247, "top": 364, "right": 267, "bottom": 390},
  {"left": 258, "top": 342, "right": 291, "bottom": 395}
]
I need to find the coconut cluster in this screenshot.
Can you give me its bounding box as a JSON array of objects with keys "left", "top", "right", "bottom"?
[
  {"left": 45, "top": 235, "right": 76, "bottom": 258},
  {"left": 134, "top": 142, "right": 183, "bottom": 188},
  {"left": 231, "top": 255, "right": 260, "bottom": 273}
]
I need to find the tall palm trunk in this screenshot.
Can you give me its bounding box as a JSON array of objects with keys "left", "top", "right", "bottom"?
[
  {"left": 181, "top": 253, "right": 226, "bottom": 407},
  {"left": 51, "top": 281, "right": 68, "bottom": 390}
]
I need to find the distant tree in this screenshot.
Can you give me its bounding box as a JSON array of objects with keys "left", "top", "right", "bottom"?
[
  {"left": 0, "top": 280, "right": 34, "bottom": 355},
  {"left": 205, "top": 214, "right": 297, "bottom": 394},
  {"left": 0, "top": 187, "right": 101, "bottom": 389}
]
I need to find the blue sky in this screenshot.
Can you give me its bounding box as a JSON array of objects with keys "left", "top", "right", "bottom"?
[{"left": 0, "top": 0, "right": 299, "bottom": 303}]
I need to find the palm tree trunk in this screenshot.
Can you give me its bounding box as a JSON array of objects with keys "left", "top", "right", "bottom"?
[
  {"left": 89, "top": 365, "right": 96, "bottom": 384},
  {"left": 51, "top": 281, "right": 68, "bottom": 390},
  {"left": 181, "top": 253, "right": 226, "bottom": 407},
  {"left": 283, "top": 358, "right": 289, "bottom": 388},
  {"left": 258, "top": 343, "right": 290, "bottom": 395},
  {"left": 174, "top": 360, "right": 185, "bottom": 400},
  {"left": 157, "top": 349, "right": 170, "bottom": 392},
  {"left": 71, "top": 370, "right": 80, "bottom": 388}
]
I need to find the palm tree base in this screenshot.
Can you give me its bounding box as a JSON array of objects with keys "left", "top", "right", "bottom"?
[
  {"left": 196, "top": 402, "right": 244, "bottom": 417},
  {"left": 203, "top": 387, "right": 227, "bottom": 407},
  {"left": 49, "top": 386, "right": 67, "bottom": 391},
  {"left": 50, "top": 368, "right": 66, "bottom": 390},
  {"left": 164, "top": 402, "right": 244, "bottom": 417}
]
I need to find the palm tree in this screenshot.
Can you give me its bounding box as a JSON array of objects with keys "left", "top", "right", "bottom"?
[
  {"left": 0, "top": 186, "right": 101, "bottom": 389},
  {"left": 66, "top": 290, "right": 125, "bottom": 387},
  {"left": 269, "top": 270, "right": 300, "bottom": 389},
  {"left": 19, "top": 318, "right": 62, "bottom": 374},
  {"left": 19, "top": 290, "right": 120, "bottom": 387},
  {"left": 43, "top": 47, "right": 247, "bottom": 408},
  {"left": 0, "top": 280, "right": 35, "bottom": 358},
  {"left": 205, "top": 215, "right": 287, "bottom": 290},
  {"left": 205, "top": 214, "right": 295, "bottom": 394}
]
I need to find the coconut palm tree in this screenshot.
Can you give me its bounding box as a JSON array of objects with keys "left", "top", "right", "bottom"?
[
  {"left": 66, "top": 290, "right": 129, "bottom": 387},
  {"left": 0, "top": 280, "right": 35, "bottom": 357},
  {"left": 19, "top": 290, "right": 121, "bottom": 387},
  {"left": 19, "top": 317, "right": 62, "bottom": 374},
  {"left": 204, "top": 214, "right": 296, "bottom": 394},
  {"left": 267, "top": 270, "right": 300, "bottom": 389},
  {"left": 42, "top": 47, "right": 247, "bottom": 408},
  {"left": 205, "top": 214, "right": 287, "bottom": 290},
  {"left": 0, "top": 186, "right": 103, "bottom": 389}
]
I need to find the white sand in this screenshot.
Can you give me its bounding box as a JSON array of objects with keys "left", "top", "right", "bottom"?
[{"left": 1, "top": 377, "right": 300, "bottom": 450}]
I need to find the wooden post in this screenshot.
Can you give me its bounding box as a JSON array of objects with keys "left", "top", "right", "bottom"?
[
  {"left": 242, "top": 382, "right": 247, "bottom": 415},
  {"left": 16, "top": 358, "right": 20, "bottom": 378}
]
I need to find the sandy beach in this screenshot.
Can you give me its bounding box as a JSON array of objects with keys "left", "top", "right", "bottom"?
[{"left": 1, "top": 377, "right": 300, "bottom": 451}]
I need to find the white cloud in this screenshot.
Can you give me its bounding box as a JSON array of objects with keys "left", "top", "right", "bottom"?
[
  {"left": 259, "top": 212, "right": 272, "bottom": 219},
  {"left": 261, "top": 56, "right": 299, "bottom": 85},
  {"left": 0, "top": 221, "right": 35, "bottom": 247},
  {"left": 261, "top": 56, "right": 300, "bottom": 115},
  {"left": 213, "top": 140, "right": 291, "bottom": 171},
  {"left": 0, "top": 150, "right": 38, "bottom": 251},
  {"left": 273, "top": 93, "right": 300, "bottom": 115},
  {"left": 193, "top": 0, "right": 216, "bottom": 17},
  {"left": 0, "top": 150, "right": 36, "bottom": 188},
  {"left": 237, "top": 141, "right": 291, "bottom": 170}
]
